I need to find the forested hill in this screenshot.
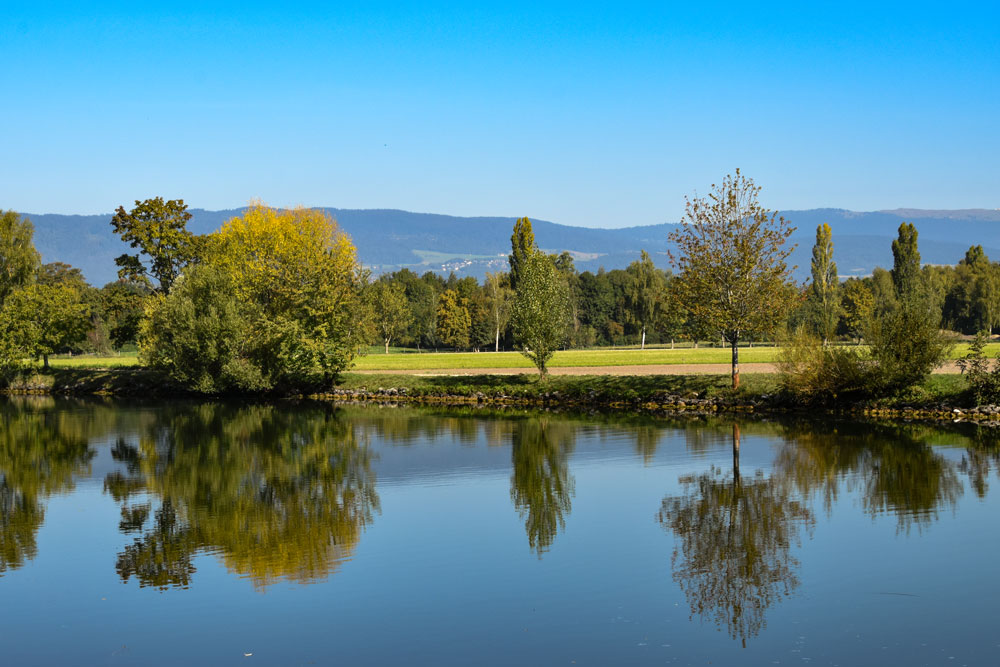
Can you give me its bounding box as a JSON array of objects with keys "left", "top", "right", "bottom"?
[{"left": 20, "top": 207, "right": 1000, "bottom": 286}]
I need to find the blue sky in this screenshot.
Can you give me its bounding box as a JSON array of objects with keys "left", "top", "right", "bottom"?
[{"left": 2, "top": 1, "right": 997, "bottom": 227}]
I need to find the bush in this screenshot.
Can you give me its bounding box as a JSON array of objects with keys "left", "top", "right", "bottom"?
[
  {"left": 957, "top": 331, "right": 1000, "bottom": 404},
  {"left": 139, "top": 265, "right": 267, "bottom": 394},
  {"left": 778, "top": 329, "right": 873, "bottom": 403},
  {"left": 865, "top": 300, "right": 952, "bottom": 394}
]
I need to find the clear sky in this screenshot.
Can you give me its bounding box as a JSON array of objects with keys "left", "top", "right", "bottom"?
[{"left": 2, "top": 1, "right": 997, "bottom": 227}]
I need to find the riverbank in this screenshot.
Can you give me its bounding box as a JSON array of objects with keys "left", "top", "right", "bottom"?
[{"left": 4, "top": 367, "right": 994, "bottom": 423}]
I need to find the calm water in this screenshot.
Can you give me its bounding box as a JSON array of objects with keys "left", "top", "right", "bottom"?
[{"left": 1, "top": 398, "right": 998, "bottom": 666}]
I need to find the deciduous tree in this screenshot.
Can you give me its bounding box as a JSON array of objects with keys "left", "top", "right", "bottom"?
[
  {"left": 511, "top": 250, "right": 569, "bottom": 377},
  {"left": 369, "top": 280, "right": 412, "bottom": 354},
  {"left": 668, "top": 170, "right": 797, "bottom": 387},
  {"left": 110, "top": 197, "right": 199, "bottom": 293},
  {"left": 0, "top": 211, "right": 40, "bottom": 307},
  {"left": 625, "top": 250, "right": 666, "bottom": 349}
]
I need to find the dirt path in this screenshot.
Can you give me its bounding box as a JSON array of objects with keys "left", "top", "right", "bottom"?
[{"left": 352, "top": 361, "right": 964, "bottom": 376}]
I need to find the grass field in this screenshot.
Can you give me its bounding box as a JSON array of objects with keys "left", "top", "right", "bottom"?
[{"left": 42, "top": 342, "right": 998, "bottom": 371}]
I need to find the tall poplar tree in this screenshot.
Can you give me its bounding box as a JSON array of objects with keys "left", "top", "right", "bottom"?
[
  {"left": 890, "top": 222, "right": 921, "bottom": 300},
  {"left": 509, "top": 217, "right": 535, "bottom": 291},
  {"left": 808, "top": 223, "right": 839, "bottom": 344}
]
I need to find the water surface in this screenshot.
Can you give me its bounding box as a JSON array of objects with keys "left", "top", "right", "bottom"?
[{"left": 1, "top": 397, "right": 998, "bottom": 665}]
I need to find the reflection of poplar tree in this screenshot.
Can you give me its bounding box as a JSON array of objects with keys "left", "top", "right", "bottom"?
[
  {"left": 659, "top": 424, "right": 813, "bottom": 646},
  {"left": 510, "top": 419, "right": 575, "bottom": 556}
]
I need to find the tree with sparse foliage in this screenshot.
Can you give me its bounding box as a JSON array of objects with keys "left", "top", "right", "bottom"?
[
  {"left": 111, "top": 197, "right": 200, "bottom": 293},
  {"left": 511, "top": 250, "right": 569, "bottom": 377},
  {"left": 625, "top": 250, "right": 666, "bottom": 349},
  {"left": 807, "top": 223, "right": 840, "bottom": 344},
  {"left": 668, "top": 170, "right": 797, "bottom": 387},
  {"left": 369, "top": 280, "right": 412, "bottom": 353},
  {"left": 484, "top": 271, "right": 513, "bottom": 352},
  {"left": 0, "top": 211, "right": 40, "bottom": 307},
  {"left": 509, "top": 217, "right": 535, "bottom": 291}
]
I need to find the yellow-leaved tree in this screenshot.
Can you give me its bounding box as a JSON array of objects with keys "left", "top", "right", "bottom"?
[{"left": 140, "top": 203, "right": 370, "bottom": 393}]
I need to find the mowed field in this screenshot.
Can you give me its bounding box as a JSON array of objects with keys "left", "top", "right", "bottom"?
[{"left": 43, "top": 343, "right": 998, "bottom": 372}]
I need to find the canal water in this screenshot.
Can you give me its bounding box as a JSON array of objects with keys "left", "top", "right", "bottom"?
[{"left": 0, "top": 397, "right": 997, "bottom": 665}]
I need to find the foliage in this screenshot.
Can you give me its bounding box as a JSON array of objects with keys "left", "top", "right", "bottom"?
[
  {"left": 368, "top": 280, "right": 412, "bottom": 353},
  {"left": 511, "top": 250, "right": 569, "bottom": 377},
  {"left": 100, "top": 280, "right": 150, "bottom": 349},
  {"left": 509, "top": 217, "right": 535, "bottom": 291},
  {"left": 1, "top": 283, "right": 91, "bottom": 368},
  {"left": 807, "top": 223, "right": 840, "bottom": 342},
  {"left": 484, "top": 271, "right": 512, "bottom": 352},
  {"left": 110, "top": 197, "right": 200, "bottom": 293},
  {"left": 0, "top": 210, "right": 41, "bottom": 307},
  {"left": 891, "top": 222, "right": 921, "bottom": 298},
  {"left": 840, "top": 278, "right": 874, "bottom": 340},
  {"left": 668, "top": 170, "right": 797, "bottom": 387},
  {"left": 624, "top": 250, "right": 667, "bottom": 349},
  {"left": 957, "top": 331, "right": 1000, "bottom": 404},
  {"left": 778, "top": 328, "right": 872, "bottom": 403},
  {"left": 510, "top": 418, "right": 575, "bottom": 556},
  {"left": 865, "top": 296, "right": 952, "bottom": 394},
  {"left": 436, "top": 289, "right": 471, "bottom": 349},
  {"left": 138, "top": 264, "right": 266, "bottom": 393}
]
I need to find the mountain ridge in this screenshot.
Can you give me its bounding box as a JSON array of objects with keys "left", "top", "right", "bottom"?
[{"left": 15, "top": 207, "right": 1000, "bottom": 286}]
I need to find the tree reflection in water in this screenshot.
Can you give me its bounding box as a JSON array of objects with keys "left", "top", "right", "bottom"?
[
  {"left": 774, "top": 421, "right": 963, "bottom": 532},
  {"left": 0, "top": 398, "right": 95, "bottom": 575},
  {"left": 659, "top": 424, "right": 814, "bottom": 646},
  {"left": 106, "top": 403, "right": 379, "bottom": 589},
  {"left": 510, "top": 418, "right": 576, "bottom": 556}
]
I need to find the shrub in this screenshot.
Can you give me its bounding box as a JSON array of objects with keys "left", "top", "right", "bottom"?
[
  {"left": 957, "top": 331, "right": 1000, "bottom": 404},
  {"left": 865, "top": 300, "right": 952, "bottom": 394},
  {"left": 778, "top": 329, "right": 873, "bottom": 403}
]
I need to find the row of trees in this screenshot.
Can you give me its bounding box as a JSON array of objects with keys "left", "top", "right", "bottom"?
[{"left": 0, "top": 170, "right": 987, "bottom": 392}]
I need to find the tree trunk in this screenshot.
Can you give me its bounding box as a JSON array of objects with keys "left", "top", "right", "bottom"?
[
  {"left": 731, "top": 338, "right": 740, "bottom": 389},
  {"left": 43, "top": 354, "right": 49, "bottom": 370},
  {"left": 732, "top": 422, "right": 741, "bottom": 484},
  {"left": 495, "top": 327, "right": 500, "bottom": 352},
  {"left": 641, "top": 326, "right": 646, "bottom": 350},
  {"left": 384, "top": 339, "right": 390, "bottom": 354},
  {"left": 670, "top": 338, "right": 674, "bottom": 350}
]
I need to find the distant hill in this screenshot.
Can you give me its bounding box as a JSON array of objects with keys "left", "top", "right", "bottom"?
[{"left": 17, "top": 207, "right": 1000, "bottom": 286}]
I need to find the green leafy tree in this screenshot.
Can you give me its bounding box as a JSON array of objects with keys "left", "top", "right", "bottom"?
[
  {"left": 1, "top": 283, "right": 91, "bottom": 368},
  {"left": 625, "top": 250, "right": 666, "bottom": 349},
  {"left": 37, "top": 262, "right": 88, "bottom": 290},
  {"left": 436, "top": 289, "right": 471, "bottom": 350},
  {"left": 509, "top": 217, "right": 535, "bottom": 291},
  {"left": 369, "top": 280, "right": 412, "bottom": 353},
  {"left": 890, "top": 222, "right": 921, "bottom": 299},
  {"left": 668, "top": 170, "right": 797, "bottom": 387},
  {"left": 840, "top": 278, "right": 874, "bottom": 341},
  {"left": 0, "top": 211, "right": 40, "bottom": 307},
  {"left": 807, "top": 223, "right": 840, "bottom": 344},
  {"left": 484, "top": 271, "right": 512, "bottom": 352},
  {"left": 110, "top": 197, "right": 200, "bottom": 293},
  {"left": 511, "top": 250, "right": 569, "bottom": 377},
  {"left": 100, "top": 280, "right": 150, "bottom": 349}
]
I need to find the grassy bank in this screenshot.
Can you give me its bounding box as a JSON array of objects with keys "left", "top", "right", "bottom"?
[
  {"left": 43, "top": 341, "right": 997, "bottom": 372},
  {"left": 4, "top": 366, "right": 981, "bottom": 422}
]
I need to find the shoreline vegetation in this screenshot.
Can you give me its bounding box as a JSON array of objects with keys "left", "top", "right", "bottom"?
[
  {"left": 4, "top": 176, "right": 1000, "bottom": 413},
  {"left": 3, "top": 366, "right": 996, "bottom": 425}
]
